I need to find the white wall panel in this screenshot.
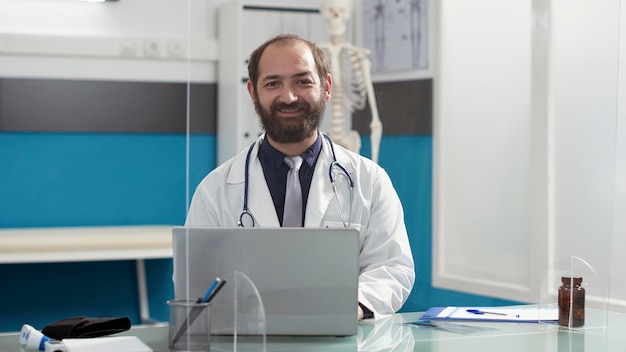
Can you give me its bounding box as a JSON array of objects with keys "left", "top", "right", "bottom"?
[
  {"left": 608, "top": 1, "right": 626, "bottom": 313},
  {"left": 434, "top": 0, "right": 534, "bottom": 301},
  {"left": 548, "top": 0, "right": 620, "bottom": 308},
  {"left": 435, "top": 0, "right": 623, "bottom": 309}
]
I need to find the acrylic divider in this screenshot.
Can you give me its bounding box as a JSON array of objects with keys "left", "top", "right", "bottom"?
[
  {"left": 537, "top": 256, "right": 609, "bottom": 333},
  {"left": 209, "top": 270, "right": 267, "bottom": 352}
]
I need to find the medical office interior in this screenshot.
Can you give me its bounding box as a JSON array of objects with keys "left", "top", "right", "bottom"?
[{"left": 0, "top": 0, "right": 625, "bottom": 334}]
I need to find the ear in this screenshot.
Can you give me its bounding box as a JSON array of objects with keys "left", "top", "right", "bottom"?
[
  {"left": 246, "top": 80, "right": 256, "bottom": 104},
  {"left": 323, "top": 73, "right": 332, "bottom": 102}
]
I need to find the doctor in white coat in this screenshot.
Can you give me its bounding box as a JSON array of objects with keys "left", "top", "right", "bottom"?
[{"left": 186, "top": 34, "right": 414, "bottom": 320}]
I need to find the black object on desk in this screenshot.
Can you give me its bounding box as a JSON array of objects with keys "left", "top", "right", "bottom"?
[{"left": 42, "top": 316, "right": 131, "bottom": 340}]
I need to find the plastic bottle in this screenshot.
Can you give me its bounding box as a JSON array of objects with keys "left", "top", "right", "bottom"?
[{"left": 558, "top": 276, "right": 585, "bottom": 327}]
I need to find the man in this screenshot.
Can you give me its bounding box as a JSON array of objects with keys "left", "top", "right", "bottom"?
[{"left": 186, "top": 34, "right": 414, "bottom": 320}]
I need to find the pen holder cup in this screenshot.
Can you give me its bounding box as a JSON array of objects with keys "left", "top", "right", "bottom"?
[{"left": 168, "top": 299, "right": 212, "bottom": 352}]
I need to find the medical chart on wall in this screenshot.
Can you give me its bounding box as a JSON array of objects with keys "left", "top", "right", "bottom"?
[{"left": 362, "top": 0, "right": 429, "bottom": 75}]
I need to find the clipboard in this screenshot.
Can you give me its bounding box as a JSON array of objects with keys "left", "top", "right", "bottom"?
[{"left": 419, "top": 306, "right": 558, "bottom": 323}]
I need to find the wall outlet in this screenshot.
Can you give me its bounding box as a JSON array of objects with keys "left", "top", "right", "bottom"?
[
  {"left": 119, "top": 39, "right": 139, "bottom": 57},
  {"left": 167, "top": 40, "right": 186, "bottom": 59},
  {"left": 143, "top": 39, "right": 162, "bottom": 58}
]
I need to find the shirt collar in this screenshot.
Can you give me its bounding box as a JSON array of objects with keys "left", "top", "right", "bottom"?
[{"left": 259, "top": 133, "right": 322, "bottom": 169}]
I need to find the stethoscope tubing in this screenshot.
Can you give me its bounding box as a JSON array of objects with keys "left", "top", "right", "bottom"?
[
  {"left": 237, "top": 143, "right": 257, "bottom": 227},
  {"left": 238, "top": 134, "right": 354, "bottom": 227}
]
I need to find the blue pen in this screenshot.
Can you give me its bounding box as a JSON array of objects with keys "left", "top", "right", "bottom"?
[
  {"left": 205, "top": 279, "right": 227, "bottom": 303},
  {"left": 466, "top": 309, "right": 520, "bottom": 318},
  {"left": 199, "top": 277, "right": 223, "bottom": 303}
]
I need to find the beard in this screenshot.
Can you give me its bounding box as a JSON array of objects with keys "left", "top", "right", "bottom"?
[{"left": 254, "top": 92, "right": 326, "bottom": 144}]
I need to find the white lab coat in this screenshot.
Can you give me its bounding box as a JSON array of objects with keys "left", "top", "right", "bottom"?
[{"left": 186, "top": 135, "right": 415, "bottom": 318}]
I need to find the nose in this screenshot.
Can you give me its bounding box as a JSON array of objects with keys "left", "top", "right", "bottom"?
[{"left": 278, "top": 86, "right": 298, "bottom": 104}]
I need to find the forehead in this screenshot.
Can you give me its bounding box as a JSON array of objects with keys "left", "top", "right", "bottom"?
[{"left": 258, "top": 42, "right": 317, "bottom": 79}]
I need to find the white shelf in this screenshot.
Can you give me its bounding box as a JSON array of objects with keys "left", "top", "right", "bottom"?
[{"left": 0, "top": 225, "right": 173, "bottom": 264}]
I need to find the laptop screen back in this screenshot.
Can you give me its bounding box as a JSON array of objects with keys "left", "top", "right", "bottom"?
[{"left": 172, "top": 227, "right": 359, "bottom": 336}]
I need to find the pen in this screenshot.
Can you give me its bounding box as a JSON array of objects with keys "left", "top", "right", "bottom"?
[
  {"left": 199, "top": 277, "right": 223, "bottom": 303},
  {"left": 206, "top": 278, "right": 227, "bottom": 303},
  {"left": 171, "top": 277, "right": 227, "bottom": 346},
  {"left": 466, "top": 309, "right": 520, "bottom": 318}
]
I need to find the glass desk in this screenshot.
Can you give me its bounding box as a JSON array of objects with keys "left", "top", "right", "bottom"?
[{"left": 1, "top": 310, "right": 625, "bottom": 351}]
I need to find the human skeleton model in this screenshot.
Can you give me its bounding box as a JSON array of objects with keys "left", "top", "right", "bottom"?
[{"left": 319, "top": 0, "right": 383, "bottom": 164}]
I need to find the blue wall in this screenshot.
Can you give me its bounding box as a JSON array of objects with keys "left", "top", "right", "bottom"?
[
  {"left": 0, "top": 132, "right": 212, "bottom": 332},
  {"left": 0, "top": 132, "right": 516, "bottom": 332}
]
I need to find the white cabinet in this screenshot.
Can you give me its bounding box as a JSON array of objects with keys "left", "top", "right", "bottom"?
[{"left": 217, "top": 1, "right": 327, "bottom": 164}]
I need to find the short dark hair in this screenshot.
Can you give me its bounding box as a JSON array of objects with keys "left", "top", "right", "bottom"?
[{"left": 247, "top": 34, "right": 330, "bottom": 90}]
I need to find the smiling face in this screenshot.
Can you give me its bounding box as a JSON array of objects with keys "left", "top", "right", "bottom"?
[{"left": 247, "top": 41, "right": 332, "bottom": 145}]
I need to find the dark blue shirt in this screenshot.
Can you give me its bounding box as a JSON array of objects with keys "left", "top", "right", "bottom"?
[{"left": 258, "top": 134, "right": 322, "bottom": 226}]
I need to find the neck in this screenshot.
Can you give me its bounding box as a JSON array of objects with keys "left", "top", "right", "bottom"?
[{"left": 266, "top": 131, "right": 318, "bottom": 157}]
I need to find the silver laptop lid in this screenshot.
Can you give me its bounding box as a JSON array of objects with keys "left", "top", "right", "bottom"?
[{"left": 172, "top": 227, "right": 359, "bottom": 336}]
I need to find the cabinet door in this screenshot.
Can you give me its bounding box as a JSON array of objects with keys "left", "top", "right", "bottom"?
[
  {"left": 218, "top": 4, "right": 326, "bottom": 163},
  {"left": 241, "top": 8, "right": 325, "bottom": 79},
  {"left": 242, "top": 9, "right": 283, "bottom": 76}
]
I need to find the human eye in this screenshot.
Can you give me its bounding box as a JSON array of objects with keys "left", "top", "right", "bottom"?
[{"left": 297, "top": 78, "right": 314, "bottom": 86}]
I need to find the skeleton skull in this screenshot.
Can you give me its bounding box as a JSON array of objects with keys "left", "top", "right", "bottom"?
[{"left": 319, "top": 0, "right": 352, "bottom": 37}]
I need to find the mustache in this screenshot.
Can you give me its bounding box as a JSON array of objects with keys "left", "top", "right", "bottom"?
[{"left": 271, "top": 101, "right": 310, "bottom": 112}]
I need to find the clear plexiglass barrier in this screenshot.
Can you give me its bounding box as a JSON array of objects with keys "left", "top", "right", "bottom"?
[
  {"left": 538, "top": 256, "right": 609, "bottom": 333},
  {"left": 209, "top": 271, "right": 267, "bottom": 351}
]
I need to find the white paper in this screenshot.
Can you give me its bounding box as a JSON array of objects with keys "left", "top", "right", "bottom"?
[
  {"left": 441, "top": 307, "right": 558, "bottom": 322},
  {"left": 62, "top": 336, "right": 152, "bottom": 352}
]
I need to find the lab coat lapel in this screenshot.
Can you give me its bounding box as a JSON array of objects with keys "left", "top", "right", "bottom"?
[
  {"left": 305, "top": 139, "right": 336, "bottom": 227},
  {"left": 227, "top": 137, "right": 280, "bottom": 227},
  {"left": 247, "top": 154, "right": 280, "bottom": 227}
]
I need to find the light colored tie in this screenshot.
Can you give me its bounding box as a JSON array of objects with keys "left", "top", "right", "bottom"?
[{"left": 283, "top": 156, "right": 303, "bottom": 227}]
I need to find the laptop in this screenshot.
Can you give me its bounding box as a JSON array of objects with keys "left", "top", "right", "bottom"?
[{"left": 172, "top": 226, "right": 359, "bottom": 336}]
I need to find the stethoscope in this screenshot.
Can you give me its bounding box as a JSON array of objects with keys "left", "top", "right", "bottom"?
[{"left": 238, "top": 134, "right": 354, "bottom": 228}]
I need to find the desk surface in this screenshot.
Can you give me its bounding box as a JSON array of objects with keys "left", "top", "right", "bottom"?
[{"left": 2, "top": 310, "right": 625, "bottom": 352}]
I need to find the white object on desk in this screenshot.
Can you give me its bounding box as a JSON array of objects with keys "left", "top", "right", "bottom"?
[
  {"left": 19, "top": 324, "right": 50, "bottom": 351},
  {"left": 421, "top": 306, "right": 559, "bottom": 322},
  {"left": 61, "top": 336, "right": 152, "bottom": 352}
]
